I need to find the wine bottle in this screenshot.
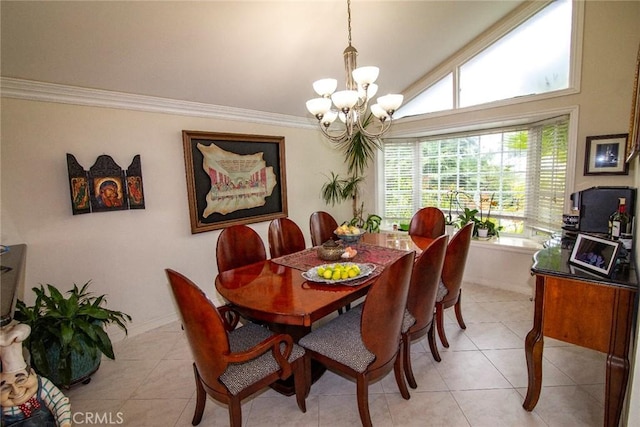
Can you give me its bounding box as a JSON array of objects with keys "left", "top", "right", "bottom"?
[{"left": 610, "top": 198, "right": 630, "bottom": 239}]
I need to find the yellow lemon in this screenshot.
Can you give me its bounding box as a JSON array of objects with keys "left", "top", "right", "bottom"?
[
  {"left": 348, "top": 269, "right": 358, "bottom": 278},
  {"left": 317, "top": 267, "right": 325, "bottom": 276},
  {"left": 341, "top": 271, "right": 348, "bottom": 280},
  {"left": 323, "top": 269, "right": 333, "bottom": 279},
  {"left": 352, "top": 265, "right": 361, "bottom": 274},
  {"left": 332, "top": 270, "right": 341, "bottom": 281}
]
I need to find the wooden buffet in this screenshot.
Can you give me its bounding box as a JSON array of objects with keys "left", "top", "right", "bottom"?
[{"left": 524, "top": 245, "right": 638, "bottom": 427}]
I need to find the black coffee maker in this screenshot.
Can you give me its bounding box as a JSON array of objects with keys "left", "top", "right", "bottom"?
[{"left": 570, "top": 186, "right": 636, "bottom": 235}]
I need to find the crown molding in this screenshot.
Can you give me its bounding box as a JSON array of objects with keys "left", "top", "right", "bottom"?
[{"left": 1, "top": 77, "right": 315, "bottom": 129}]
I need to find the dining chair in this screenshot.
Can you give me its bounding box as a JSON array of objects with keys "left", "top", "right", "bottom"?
[
  {"left": 165, "top": 269, "right": 307, "bottom": 427},
  {"left": 216, "top": 224, "right": 267, "bottom": 273},
  {"left": 434, "top": 222, "right": 474, "bottom": 348},
  {"left": 309, "top": 211, "right": 339, "bottom": 247},
  {"left": 408, "top": 206, "right": 446, "bottom": 239},
  {"left": 401, "top": 234, "right": 448, "bottom": 389},
  {"left": 268, "top": 217, "right": 306, "bottom": 258},
  {"left": 299, "top": 252, "right": 415, "bottom": 427}
]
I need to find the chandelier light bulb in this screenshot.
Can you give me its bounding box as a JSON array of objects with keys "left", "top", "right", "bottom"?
[
  {"left": 331, "top": 90, "right": 359, "bottom": 111},
  {"left": 352, "top": 66, "right": 379, "bottom": 86},
  {"left": 377, "top": 94, "right": 404, "bottom": 115},
  {"left": 321, "top": 110, "right": 338, "bottom": 127},
  {"left": 306, "top": 98, "right": 332, "bottom": 118},
  {"left": 313, "top": 78, "right": 338, "bottom": 97},
  {"left": 370, "top": 103, "right": 389, "bottom": 121},
  {"left": 339, "top": 110, "right": 359, "bottom": 124}
]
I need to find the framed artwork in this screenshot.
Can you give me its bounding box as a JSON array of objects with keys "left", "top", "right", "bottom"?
[
  {"left": 66, "top": 154, "right": 91, "bottom": 215},
  {"left": 584, "top": 134, "right": 629, "bottom": 175},
  {"left": 182, "top": 130, "right": 288, "bottom": 234},
  {"left": 626, "top": 43, "right": 640, "bottom": 163},
  {"left": 569, "top": 233, "right": 622, "bottom": 277},
  {"left": 67, "top": 153, "right": 145, "bottom": 214},
  {"left": 126, "top": 155, "right": 145, "bottom": 209},
  {"left": 90, "top": 155, "right": 127, "bottom": 213}
]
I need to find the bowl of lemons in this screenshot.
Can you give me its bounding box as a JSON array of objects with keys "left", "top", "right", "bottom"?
[{"left": 334, "top": 224, "right": 365, "bottom": 244}]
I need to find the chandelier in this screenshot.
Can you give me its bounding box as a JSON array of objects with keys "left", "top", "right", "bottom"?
[{"left": 306, "top": 0, "right": 403, "bottom": 144}]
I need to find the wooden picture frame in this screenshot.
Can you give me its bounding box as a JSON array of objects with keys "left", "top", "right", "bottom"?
[
  {"left": 626, "top": 43, "right": 640, "bottom": 163},
  {"left": 569, "top": 233, "right": 622, "bottom": 277},
  {"left": 584, "top": 134, "right": 629, "bottom": 175},
  {"left": 182, "top": 130, "right": 288, "bottom": 234}
]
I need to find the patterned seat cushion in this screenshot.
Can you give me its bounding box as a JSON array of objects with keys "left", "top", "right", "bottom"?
[
  {"left": 436, "top": 279, "right": 449, "bottom": 302},
  {"left": 299, "top": 307, "right": 375, "bottom": 373},
  {"left": 220, "top": 322, "right": 305, "bottom": 396},
  {"left": 401, "top": 308, "right": 416, "bottom": 333}
]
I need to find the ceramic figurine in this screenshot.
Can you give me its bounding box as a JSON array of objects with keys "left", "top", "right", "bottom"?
[{"left": 1, "top": 322, "right": 71, "bottom": 427}]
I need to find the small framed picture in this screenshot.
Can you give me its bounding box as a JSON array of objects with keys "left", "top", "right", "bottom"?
[
  {"left": 584, "top": 134, "right": 629, "bottom": 175},
  {"left": 569, "top": 233, "right": 622, "bottom": 277}
]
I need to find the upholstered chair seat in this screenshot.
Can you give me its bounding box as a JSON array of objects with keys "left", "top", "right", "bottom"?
[
  {"left": 222, "top": 322, "right": 306, "bottom": 395},
  {"left": 299, "top": 307, "right": 374, "bottom": 373}
]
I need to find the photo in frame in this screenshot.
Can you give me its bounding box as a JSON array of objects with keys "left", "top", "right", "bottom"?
[
  {"left": 569, "top": 233, "right": 622, "bottom": 277},
  {"left": 584, "top": 134, "right": 629, "bottom": 175},
  {"left": 182, "top": 130, "right": 288, "bottom": 234}
]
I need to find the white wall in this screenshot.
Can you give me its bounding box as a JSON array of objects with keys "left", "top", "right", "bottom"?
[{"left": 0, "top": 99, "right": 353, "bottom": 338}]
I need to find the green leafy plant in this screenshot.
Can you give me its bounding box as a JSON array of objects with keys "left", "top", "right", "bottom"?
[
  {"left": 320, "top": 114, "right": 382, "bottom": 230},
  {"left": 455, "top": 193, "right": 503, "bottom": 237},
  {"left": 15, "top": 281, "right": 131, "bottom": 387}
]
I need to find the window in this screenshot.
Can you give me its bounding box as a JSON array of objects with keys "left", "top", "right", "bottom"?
[
  {"left": 382, "top": 116, "right": 569, "bottom": 235},
  {"left": 396, "top": 0, "right": 574, "bottom": 118}
]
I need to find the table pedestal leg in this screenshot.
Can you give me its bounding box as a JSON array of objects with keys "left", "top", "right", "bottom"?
[{"left": 267, "top": 323, "right": 326, "bottom": 397}]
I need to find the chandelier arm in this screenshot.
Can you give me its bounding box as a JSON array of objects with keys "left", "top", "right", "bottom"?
[
  {"left": 320, "top": 125, "right": 350, "bottom": 144},
  {"left": 357, "top": 118, "right": 392, "bottom": 139}
]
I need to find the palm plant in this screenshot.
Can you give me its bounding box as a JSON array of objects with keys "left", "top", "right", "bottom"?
[{"left": 320, "top": 114, "right": 382, "bottom": 229}]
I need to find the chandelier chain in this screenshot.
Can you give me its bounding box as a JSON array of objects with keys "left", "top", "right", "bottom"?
[{"left": 347, "top": 0, "right": 352, "bottom": 47}]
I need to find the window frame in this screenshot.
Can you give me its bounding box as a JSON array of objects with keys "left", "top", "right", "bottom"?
[
  {"left": 376, "top": 106, "right": 579, "bottom": 236},
  {"left": 396, "top": 0, "right": 584, "bottom": 120}
]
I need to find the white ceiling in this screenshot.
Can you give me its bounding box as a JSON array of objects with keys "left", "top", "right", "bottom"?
[{"left": 1, "top": 1, "right": 525, "bottom": 119}]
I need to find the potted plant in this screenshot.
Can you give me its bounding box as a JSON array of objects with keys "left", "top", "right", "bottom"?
[
  {"left": 443, "top": 189, "right": 459, "bottom": 235},
  {"left": 14, "top": 281, "right": 131, "bottom": 388},
  {"left": 320, "top": 114, "right": 382, "bottom": 231},
  {"left": 476, "top": 193, "right": 502, "bottom": 238}
]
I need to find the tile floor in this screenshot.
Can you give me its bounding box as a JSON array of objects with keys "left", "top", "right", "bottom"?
[{"left": 65, "top": 282, "right": 607, "bottom": 426}]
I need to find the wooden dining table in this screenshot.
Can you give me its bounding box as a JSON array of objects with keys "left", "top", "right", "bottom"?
[
  {"left": 214, "top": 231, "right": 432, "bottom": 394},
  {"left": 215, "top": 232, "right": 430, "bottom": 337}
]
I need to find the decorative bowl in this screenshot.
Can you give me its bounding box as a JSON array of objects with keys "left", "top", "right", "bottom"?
[
  {"left": 334, "top": 229, "right": 365, "bottom": 244},
  {"left": 317, "top": 241, "right": 345, "bottom": 261}
]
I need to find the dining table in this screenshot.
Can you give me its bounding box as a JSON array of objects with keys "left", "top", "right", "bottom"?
[{"left": 214, "top": 231, "right": 432, "bottom": 394}]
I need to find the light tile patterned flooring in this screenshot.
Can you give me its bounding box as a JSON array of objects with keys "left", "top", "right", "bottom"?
[{"left": 65, "top": 282, "right": 607, "bottom": 426}]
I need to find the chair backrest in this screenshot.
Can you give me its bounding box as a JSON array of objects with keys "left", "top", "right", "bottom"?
[
  {"left": 440, "top": 222, "right": 474, "bottom": 304},
  {"left": 409, "top": 207, "right": 445, "bottom": 239},
  {"left": 309, "top": 211, "right": 339, "bottom": 247},
  {"left": 406, "top": 234, "right": 449, "bottom": 331},
  {"left": 216, "top": 224, "right": 267, "bottom": 273},
  {"left": 361, "top": 251, "right": 415, "bottom": 370},
  {"left": 268, "top": 218, "right": 306, "bottom": 258},
  {"left": 165, "top": 269, "right": 230, "bottom": 394}
]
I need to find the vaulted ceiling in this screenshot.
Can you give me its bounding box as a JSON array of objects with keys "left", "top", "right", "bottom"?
[{"left": 1, "top": 1, "right": 525, "bottom": 119}]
